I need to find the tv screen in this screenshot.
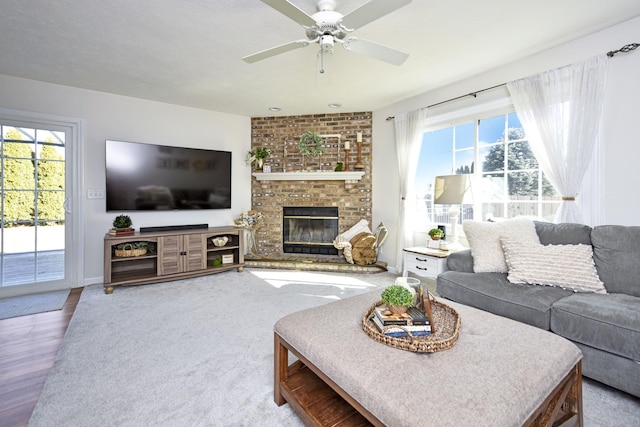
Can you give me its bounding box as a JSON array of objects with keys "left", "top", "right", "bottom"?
[{"left": 105, "top": 140, "right": 232, "bottom": 211}]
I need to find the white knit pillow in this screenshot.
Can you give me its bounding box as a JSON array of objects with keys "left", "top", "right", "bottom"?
[
  {"left": 501, "top": 239, "right": 606, "bottom": 293},
  {"left": 340, "top": 219, "right": 372, "bottom": 241},
  {"left": 463, "top": 218, "right": 540, "bottom": 273}
]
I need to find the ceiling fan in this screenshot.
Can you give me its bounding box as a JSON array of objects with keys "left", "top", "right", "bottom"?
[{"left": 242, "top": 0, "right": 412, "bottom": 70}]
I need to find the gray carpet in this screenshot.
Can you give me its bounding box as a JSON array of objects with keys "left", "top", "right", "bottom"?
[
  {"left": 30, "top": 270, "right": 639, "bottom": 426},
  {"left": 0, "top": 289, "right": 70, "bottom": 320}
]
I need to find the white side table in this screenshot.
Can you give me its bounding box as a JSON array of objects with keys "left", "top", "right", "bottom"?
[{"left": 402, "top": 246, "right": 451, "bottom": 279}]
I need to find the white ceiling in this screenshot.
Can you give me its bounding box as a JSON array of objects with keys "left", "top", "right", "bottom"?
[{"left": 2, "top": 0, "right": 640, "bottom": 117}]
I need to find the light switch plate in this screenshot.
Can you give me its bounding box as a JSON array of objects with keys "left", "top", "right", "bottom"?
[{"left": 87, "top": 189, "right": 105, "bottom": 199}]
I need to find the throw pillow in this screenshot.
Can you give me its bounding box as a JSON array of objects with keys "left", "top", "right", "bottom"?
[
  {"left": 462, "top": 217, "right": 540, "bottom": 273},
  {"left": 339, "top": 219, "right": 372, "bottom": 242},
  {"left": 501, "top": 239, "right": 606, "bottom": 293}
]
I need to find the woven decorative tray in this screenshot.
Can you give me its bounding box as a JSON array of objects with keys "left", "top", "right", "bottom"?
[{"left": 362, "top": 297, "right": 461, "bottom": 353}]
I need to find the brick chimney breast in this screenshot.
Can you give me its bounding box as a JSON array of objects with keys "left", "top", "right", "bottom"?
[{"left": 250, "top": 112, "right": 372, "bottom": 258}]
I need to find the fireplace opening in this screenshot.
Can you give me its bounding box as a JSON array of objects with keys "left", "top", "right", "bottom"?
[{"left": 282, "top": 207, "right": 339, "bottom": 255}]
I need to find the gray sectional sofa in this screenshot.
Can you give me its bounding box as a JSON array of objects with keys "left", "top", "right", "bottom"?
[{"left": 437, "top": 221, "right": 640, "bottom": 398}]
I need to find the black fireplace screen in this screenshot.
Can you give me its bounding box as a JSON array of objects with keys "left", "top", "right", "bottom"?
[{"left": 282, "top": 207, "right": 339, "bottom": 255}]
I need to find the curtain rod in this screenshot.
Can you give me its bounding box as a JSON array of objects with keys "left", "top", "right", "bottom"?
[
  {"left": 607, "top": 42, "right": 639, "bottom": 57},
  {"left": 385, "top": 83, "right": 505, "bottom": 121},
  {"left": 386, "top": 41, "right": 639, "bottom": 122}
]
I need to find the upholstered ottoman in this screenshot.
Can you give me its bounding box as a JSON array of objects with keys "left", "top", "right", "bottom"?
[{"left": 274, "top": 290, "right": 582, "bottom": 427}]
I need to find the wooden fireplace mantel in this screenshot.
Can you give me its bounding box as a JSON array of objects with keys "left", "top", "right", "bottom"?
[{"left": 252, "top": 171, "right": 364, "bottom": 181}]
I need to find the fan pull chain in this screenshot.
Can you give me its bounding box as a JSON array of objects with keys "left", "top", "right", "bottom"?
[{"left": 319, "top": 48, "right": 326, "bottom": 74}]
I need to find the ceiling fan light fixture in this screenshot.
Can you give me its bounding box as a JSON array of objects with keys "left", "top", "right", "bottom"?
[
  {"left": 319, "top": 34, "right": 334, "bottom": 52},
  {"left": 243, "top": 0, "right": 412, "bottom": 66}
]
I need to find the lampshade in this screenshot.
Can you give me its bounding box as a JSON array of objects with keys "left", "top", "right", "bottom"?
[{"left": 434, "top": 174, "right": 473, "bottom": 205}]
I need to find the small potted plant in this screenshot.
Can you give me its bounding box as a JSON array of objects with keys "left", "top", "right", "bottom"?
[
  {"left": 381, "top": 284, "right": 414, "bottom": 315},
  {"left": 113, "top": 214, "right": 133, "bottom": 231},
  {"left": 246, "top": 146, "right": 271, "bottom": 170},
  {"left": 428, "top": 228, "right": 445, "bottom": 240}
]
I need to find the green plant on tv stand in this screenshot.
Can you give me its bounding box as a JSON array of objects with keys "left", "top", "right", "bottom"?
[{"left": 113, "top": 214, "right": 132, "bottom": 229}]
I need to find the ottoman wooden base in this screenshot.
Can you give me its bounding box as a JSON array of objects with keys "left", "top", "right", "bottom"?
[{"left": 524, "top": 362, "right": 582, "bottom": 426}]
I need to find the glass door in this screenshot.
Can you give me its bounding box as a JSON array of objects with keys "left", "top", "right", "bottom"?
[{"left": 1, "top": 120, "right": 74, "bottom": 295}]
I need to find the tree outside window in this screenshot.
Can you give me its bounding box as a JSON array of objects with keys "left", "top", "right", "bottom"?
[{"left": 1, "top": 127, "right": 66, "bottom": 227}]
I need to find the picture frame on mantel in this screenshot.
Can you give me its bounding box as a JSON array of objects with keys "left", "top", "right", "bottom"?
[{"left": 322, "top": 134, "right": 342, "bottom": 169}]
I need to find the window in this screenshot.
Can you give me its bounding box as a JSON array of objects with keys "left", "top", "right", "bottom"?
[{"left": 415, "top": 111, "right": 560, "bottom": 227}]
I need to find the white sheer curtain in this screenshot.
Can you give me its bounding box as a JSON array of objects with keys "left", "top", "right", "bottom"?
[
  {"left": 507, "top": 55, "right": 607, "bottom": 224},
  {"left": 393, "top": 108, "right": 427, "bottom": 273}
]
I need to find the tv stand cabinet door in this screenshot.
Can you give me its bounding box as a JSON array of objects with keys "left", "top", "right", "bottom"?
[
  {"left": 158, "top": 235, "right": 182, "bottom": 276},
  {"left": 184, "top": 233, "right": 206, "bottom": 272},
  {"left": 158, "top": 233, "right": 207, "bottom": 276}
]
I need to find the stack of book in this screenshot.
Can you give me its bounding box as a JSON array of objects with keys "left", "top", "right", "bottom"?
[
  {"left": 109, "top": 227, "right": 134, "bottom": 236},
  {"left": 370, "top": 305, "right": 431, "bottom": 338}
]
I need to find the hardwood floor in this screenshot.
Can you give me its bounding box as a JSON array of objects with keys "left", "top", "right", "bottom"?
[{"left": 0, "top": 288, "right": 82, "bottom": 427}]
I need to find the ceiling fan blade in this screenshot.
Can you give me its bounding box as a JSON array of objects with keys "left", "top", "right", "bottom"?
[
  {"left": 342, "top": 37, "right": 409, "bottom": 66},
  {"left": 242, "top": 39, "right": 311, "bottom": 63},
  {"left": 340, "top": 0, "right": 411, "bottom": 29},
  {"left": 260, "top": 0, "right": 317, "bottom": 27}
]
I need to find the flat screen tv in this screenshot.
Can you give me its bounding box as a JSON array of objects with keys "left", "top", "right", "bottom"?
[{"left": 105, "top": 140, "right": 232, "bottom": 211}]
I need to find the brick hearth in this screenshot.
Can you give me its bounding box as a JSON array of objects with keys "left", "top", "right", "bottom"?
[{"left": 250, "top": 112, "right": 373, "bottom": 259}]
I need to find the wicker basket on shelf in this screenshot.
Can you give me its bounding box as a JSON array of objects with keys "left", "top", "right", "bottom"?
[{"left": 114, "top": 243, "right": 147, "bottom": 257}]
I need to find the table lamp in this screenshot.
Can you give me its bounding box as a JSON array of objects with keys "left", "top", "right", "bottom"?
[{"left": 433, "top": 174, "right": 473, "bottom": 250}]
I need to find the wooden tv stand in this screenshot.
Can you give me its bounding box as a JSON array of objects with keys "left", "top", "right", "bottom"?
[{"left": 103, "top": 226, "right": 244, "bottom": 294}]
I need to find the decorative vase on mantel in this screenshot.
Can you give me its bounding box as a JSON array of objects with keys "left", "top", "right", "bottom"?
[{"left": 247, "top": 146, "right": 271, "bottom": 172}]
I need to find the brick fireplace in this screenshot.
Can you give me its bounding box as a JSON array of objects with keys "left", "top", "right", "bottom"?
[{"left": 250, "top": 112, "right": 373, "bottom": 258}]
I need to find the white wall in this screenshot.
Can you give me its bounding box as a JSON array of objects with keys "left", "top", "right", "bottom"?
[
  {"left": 372, "top": 16, "right": 640, "bottom": 271},
  {"left": 0, "top": 75, "right": 251, "bottom": 285}
]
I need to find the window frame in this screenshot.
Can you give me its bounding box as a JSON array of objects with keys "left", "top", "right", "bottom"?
[{"left": 414, "top": 96, "right": 560, "bottom": 231}]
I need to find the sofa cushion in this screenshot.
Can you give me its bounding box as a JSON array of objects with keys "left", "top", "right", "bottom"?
[
  {"left": 551, "top": 293, "right": 640, "bottom": 361},
  {"left": 463, "top": 218, "right": 540, "bottom": 273},
  {"left": 437, "top": 271, "right": 573, "bottom": 330},
  {"left": 445, "top": 249, "right": 474, "bottom": 273},
  {"left": 501, "top": 240, "right": 606, "bottom": 294},
  {"left": 591, "top": 225, "right": 640, "bottom": 297},
  {"left": 534, "top": 221, "right": 592, "bottom": 245}
]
